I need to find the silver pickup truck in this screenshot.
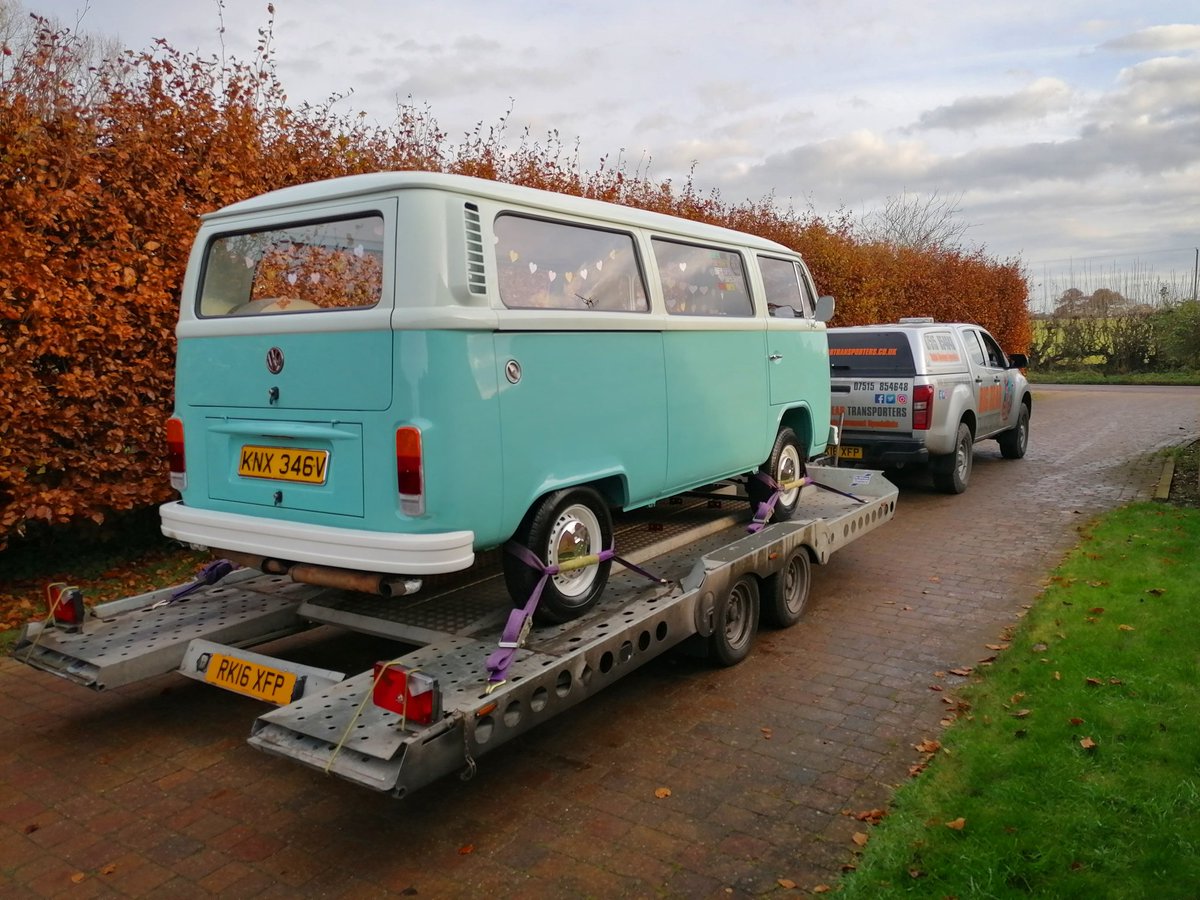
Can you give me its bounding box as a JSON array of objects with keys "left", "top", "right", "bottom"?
[{"left": 827, "top": 318, "right": 1031, "bottom": 493}]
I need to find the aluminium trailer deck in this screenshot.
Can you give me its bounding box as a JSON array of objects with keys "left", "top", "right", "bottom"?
[{"left": 11, "top": 465, "right": 897, "bottom": 797}]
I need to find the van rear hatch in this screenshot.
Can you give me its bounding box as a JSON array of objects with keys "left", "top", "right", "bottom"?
[
  {"left": 828, "top": 330, "right": 917, "bottom": 436},
  {"left": 177, "top": 209, "right": 393, "bottom": 519}
]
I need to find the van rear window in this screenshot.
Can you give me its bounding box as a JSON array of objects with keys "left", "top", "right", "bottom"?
[
  {"left": 198, "top": 214, "right": 385, "bottom": 317},
  {"left": 827, "top": 331, "right": 916, "bottom": 376}
]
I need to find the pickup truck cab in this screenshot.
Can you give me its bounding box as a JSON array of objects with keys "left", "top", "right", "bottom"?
[{"left": 827, "top": 318, "right": 1030, "bottom": 493}]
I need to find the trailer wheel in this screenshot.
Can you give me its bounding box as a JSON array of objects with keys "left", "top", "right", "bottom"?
[
  {"left": 709, "top": 576, "right": 760, "bottom": 666},
  {"left": 503, "top": 486, "right": 613, "bottom": 624},
  {"left": 761, "top": 547, "right": 811, "bottom": 628},
  {"left": 748, "top": 427, "right": 805, "bottom": 522},
  {"left": 931, "top": 422, "right": 973, "bottom": 494}
]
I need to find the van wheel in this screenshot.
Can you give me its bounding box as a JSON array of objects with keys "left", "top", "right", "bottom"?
[
  {"left": 709, "top": 576, "right": 760, "bottom": 666},
  {"left": 998, "top": 403, "right": 1030, "bottom": 459},
  {"left": 932, "top": 422, "right": 973, "bottom": 494},
  {"left": 762, "top": 547, "right": 811, "bottom": 628},
  {"left": 748, "top": 427, "right": 805, "bottom": 522},
  {"left": 503, "top": 487, "right": 613, "bottom": 624}
]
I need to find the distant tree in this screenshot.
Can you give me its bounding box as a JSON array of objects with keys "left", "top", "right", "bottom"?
[{"left": 858, "top": 189, "right": 973, "bottom": 251}]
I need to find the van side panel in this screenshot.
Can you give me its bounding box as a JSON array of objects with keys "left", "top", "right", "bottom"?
[
  {"left": 662, "top": 328, "right": 769, "bottom": 486},
  {"left": 494, "top": 331, "right": 668, "bottom": 530}
]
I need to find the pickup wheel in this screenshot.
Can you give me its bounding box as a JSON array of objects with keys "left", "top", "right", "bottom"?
[
  {"left": 748, "top": 427, "right": 805, "bottom": 522},
  {"left": 762, "top": 547, "right": 811, "bottom": 628},
  {"left": 932, "top": 422, "right": 973, "bottom": 494},
  {"left": 709, "top": 575, "right": 760, "bottom": 666},
  {"left": 503, "top": 487, "right": 613, "bottom": 624},
  {"left": 998, "top": 403, "right": 1030, "bottom": 459}
]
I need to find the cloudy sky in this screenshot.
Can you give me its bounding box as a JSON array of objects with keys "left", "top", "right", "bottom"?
[{"left": 17, "top": 1, "right": 1200, "bottom": 306}]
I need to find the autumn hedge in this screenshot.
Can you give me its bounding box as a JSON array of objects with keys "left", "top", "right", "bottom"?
[{"left": 0, "top": 18, "right": 1029, "bottom": 548}]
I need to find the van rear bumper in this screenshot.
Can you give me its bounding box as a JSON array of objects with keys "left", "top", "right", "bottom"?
[{"left": 160, "top": 502, "right": 475, "bottom": 575}]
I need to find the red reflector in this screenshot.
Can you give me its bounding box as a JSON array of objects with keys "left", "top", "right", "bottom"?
[
  {"left": 912, "top": 385, "right": 935, "bottom": 431},
  {"left": 396, "top": 426, "right": 424, "bottom": 514},
  {"left": 372, "top": 663, "right": 440, "bottom": 725},
  {"left": 166, "top": 417, "right": 186, "bottom": 489}
]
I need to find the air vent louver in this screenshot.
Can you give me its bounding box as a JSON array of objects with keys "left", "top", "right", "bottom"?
[{"left": 463, "top": 203, "right": 487, "bottom": 295}]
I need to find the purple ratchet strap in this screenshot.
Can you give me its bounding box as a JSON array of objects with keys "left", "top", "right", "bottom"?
[
  {"left": 486, "top": 542, "right": 669, "bottom": 688},
  {"left": 170, "top": 559, "right": 236, "bottom": 602}
]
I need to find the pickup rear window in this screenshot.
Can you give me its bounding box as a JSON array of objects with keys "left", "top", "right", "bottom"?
[{"left": 828, "top": 332, "right": 916, "bottom": 376}]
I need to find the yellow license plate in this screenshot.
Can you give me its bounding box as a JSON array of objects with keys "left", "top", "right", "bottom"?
[
  {"left": 238, "top": 445, "right": 329, "bottom": 484},
  {"left": 205, "top": 653, "right": 298, "bottom": 705},
  {"left": 837, "top": 445, "right": 864, "bottom": 460}
]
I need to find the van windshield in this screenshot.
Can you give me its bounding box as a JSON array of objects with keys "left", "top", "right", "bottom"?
[
  {"left": 827, "top": 331, "right": 916, "bottom": 376},
  {"left": 198, "top": 214, "right": 385, "bottom": 317}
]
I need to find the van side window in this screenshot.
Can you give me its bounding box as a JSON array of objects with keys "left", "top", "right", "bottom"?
[
  {"left": 198, "top": 214, "right": 385, "bottom": 317},
  {"left": 494, "top": 215, "right": 648, "bottom": 311},
  {"left": 653, "top": 239, "right": 753, "bottom": 317},
  {"left": 758, "top": 256, "right": 810, "bottom": 318}
]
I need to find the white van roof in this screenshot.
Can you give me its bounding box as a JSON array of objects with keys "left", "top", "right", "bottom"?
[{"left": 204, "top": 171, "right": 795, "bottom": 253}]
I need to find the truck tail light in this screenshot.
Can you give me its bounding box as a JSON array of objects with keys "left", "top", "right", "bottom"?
[
  {"left": 372, "top": 663, "right": 441, "bottom": 725},
  {"left": 912, "top": 385, "right": 934, "bottom": 431},
  {"left": 166, "top": 417, "right": 187, "bottom": 490},
  {"left": 396, "top": 426, "right": 424, "bottom": 515}
]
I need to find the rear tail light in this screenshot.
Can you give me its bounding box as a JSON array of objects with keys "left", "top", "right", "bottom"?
[
  {"left": 166, "top": 417, "right": 187, "bottom": 490},
  {"left": 396, "top": 426, "right": 424, "bottom": 515},
  {"left": 372, "top": 663, "right": 441, "bottom": 725},
  {"left": 46, "top": 582, "right": 85, "bottom": 631},
  {"left": 912, "top": 385, "right": 935, "bottom": 431}
]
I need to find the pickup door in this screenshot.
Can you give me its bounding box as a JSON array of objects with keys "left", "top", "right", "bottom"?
[{"left": 960, "top": 327, "right": 1008, "bottom": 437}]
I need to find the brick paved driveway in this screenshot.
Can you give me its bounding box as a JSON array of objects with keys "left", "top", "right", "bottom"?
[{"left": 2, "top": 385, "right": 1197, "bottom": 897}]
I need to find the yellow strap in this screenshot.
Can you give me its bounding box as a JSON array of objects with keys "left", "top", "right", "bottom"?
[{"left": 324, "top": 658, "right": 413, "bottom": 774}]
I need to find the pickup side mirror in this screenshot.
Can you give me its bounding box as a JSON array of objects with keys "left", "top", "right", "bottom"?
[
  {"left": 1007, "top": 353, "right": 1028, "bottom": 369},
  {"left": 814, "top": 295, "right": 835, "bottom": 323}
]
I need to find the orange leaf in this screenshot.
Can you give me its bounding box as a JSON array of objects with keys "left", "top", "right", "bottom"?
[
  {"left": 1118, "top": 624, "right": 1135, "bottom": 632},
  {"left": 654, "top": 787, "right": 671, "bottom": 799},
  {"left": 70, "top": 873, "right": 86, "bottom": 884},
  {"left": 1069, "top": 717, "right": 1085, "bottom": 726},
  {"left": 945, "top": 817, "right": 966, "bottom": 830},
  {"left": 1080, "top": 737, "right": 1097, "bottom": 750},
  {"left": 949, "top": 667, "right": 973, "bottom": 677},
  {"left": 99, "top": 864, "right": 117, "bottom": 875},
  {"left": 852, "top": 832, "right": 869, "bottom": 847},
  {"left": 458, "top": 844, "right": 474, "bottom": 855},
  {"left": 777, "top": 878, "right": 796, "bottom": 889},
  {"left": 812, "top": 886, "right": 831, "bottom": 894}
]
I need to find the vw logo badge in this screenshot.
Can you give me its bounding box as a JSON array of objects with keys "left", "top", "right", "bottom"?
[{"left": 266, "top": 347, "right": 285, "bottom": 374}]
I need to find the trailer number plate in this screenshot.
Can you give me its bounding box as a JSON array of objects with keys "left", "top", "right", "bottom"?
[
  {"left": 837, "top": 445, "right": 863, "bottom": 460},
  {"left": 205, "top": 652, "right": 299, "bottom": 705},
  {"left": 238, "top": 445, "right": 329, "bottom": 485}
]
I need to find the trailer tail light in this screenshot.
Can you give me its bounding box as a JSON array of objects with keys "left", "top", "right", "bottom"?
[
  {"left": 46, "top": 583, "right": 85, "bottom": 631},
  {"left": 912, "top": 385, "right": 935, "bottom": 431},
  {"left": 396, "top": 426, "right": 424, "bottom": 515},
  {"left": 167, "top": 417, "right": 187, "bottom": 490},
  {"left": 372, "top": 663, "right": 441, "bottom": 725}
]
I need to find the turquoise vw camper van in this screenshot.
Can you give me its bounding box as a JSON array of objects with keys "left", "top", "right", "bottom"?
[{"left": 160, "top": 173, "right": 834, "bottom": 622}]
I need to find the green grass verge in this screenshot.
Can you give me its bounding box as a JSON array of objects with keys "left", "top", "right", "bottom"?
[
  {"left": 838, "top": 503, "right": 1200, "bottom": 898},
  {"left": 1028, "top": 369, "right": 1200, "bottom": 386}
]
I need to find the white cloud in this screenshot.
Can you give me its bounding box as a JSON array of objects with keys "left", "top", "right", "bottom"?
[
  {"left": 1101, "top": 24, "right": 1200, "bottom": 53},
  {"left": 910, "top": 78, "right": 1075, "bottom": 132}
]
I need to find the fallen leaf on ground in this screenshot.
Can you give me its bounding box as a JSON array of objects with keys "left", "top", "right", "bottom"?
[
  {"left": 985, "top": 643, "right": 1009, "bottom": 651},
  {"left": 1080, "top": 737, "right": 1097, "bottom": 750},
  {"left": 855, "top": 809, "right": 886, "bottom": 825},
  {"left": 761, "top": 727, "right": 773, "bottom": 739},
  {"left": 1147, "top": 588, "right": 1165, "bottom": 596},
  {"left": 99, "top": 864, "right": 117, "bottom": 875},
  {"left": 1069, "top": 717, "right": 1085, "bottom": 726},
  {"left": 949, "top": 667, "right": 972, "bottom": 677},
  {"left": 1118, "top": 624, "right": 1135, "bottom": 632},
  {"left": 1086, "top": 677, "right": 1104, "bottom": 686},
  {"left": 928, "top": 684, "right": 943, "bottom": 691},
  {"left": 458, "top": 844, "right": 474, "bottom": 855},
  {"left": 812, "top": 885, "right": 831, "bottom": 894},
  {"left": 914, "top": 739, "right": 941, "bottom": 754},
  {"left": 1011, "top": 709, "right": 1031, "bottom": 719},
  {"left": 70, "top": 873, "right": 86, "bottom": 884},
  {"left": 1032, "top": 642, "right": 1048, "bottom": 652},
  {"left": 654, "top": 787, "right": 672, "bottom": 799},
  {"left": 777, "top": 878, "right": 796, "bottom": 889},
  {"left": 852, "top": 832, "right": 869, "bottom": 847},
  {"left": 945, "top": 817, "right": 967, "bottom": 830},
  {"left": 1089, "top": 607, "right": 1105, "bottom": 614}
]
